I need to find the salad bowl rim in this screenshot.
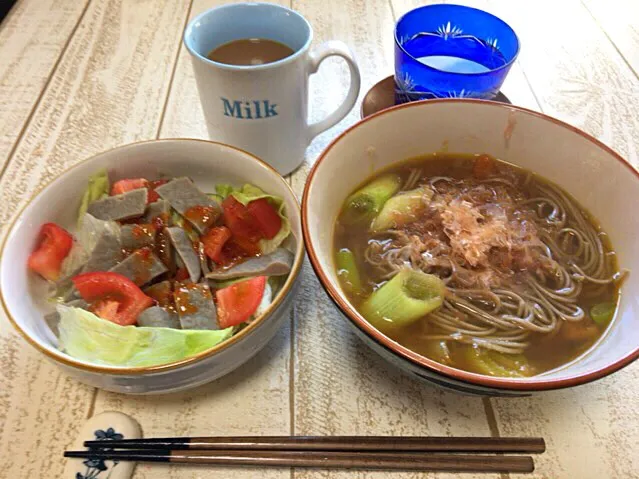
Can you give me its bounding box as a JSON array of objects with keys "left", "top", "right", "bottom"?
[{"left": 0, "top": 138, "right": 305, "bottom": 375}]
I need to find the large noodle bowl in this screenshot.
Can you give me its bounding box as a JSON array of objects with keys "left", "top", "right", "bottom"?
[{"left": 334, "top": 153, "right": 627, "bottom": 378}]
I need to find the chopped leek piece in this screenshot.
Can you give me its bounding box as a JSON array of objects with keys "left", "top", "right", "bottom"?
[
  {"left": 464, "top": 346, "right": 533, "bottom": 378},
  {"left": 590, "top": 302, "right": 615, "bottom": 326},
  {"left": 336, "top": 248, "right": 362, "bottom": 294},
  {"left": 371, "top": 185, "right": 433, "bottom": 232},
  {"left": 360, "top": 269, "right": 445, "bottom": 331},
  {"left": 342, "top": 174, "right": 401, "bottom": 224},
  {"left": 423, "top": 340, "right": 452, "bottom": 365}
]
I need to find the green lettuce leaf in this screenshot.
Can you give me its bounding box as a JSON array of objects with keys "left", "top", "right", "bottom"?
[
  {"left": 230, "top": 184, "right": 291, "bottom": 254},
  {"left": 230, "top": 184, "right": 271, "bottom": 205},
  {"left": 215, "top": 184, "right": 235, "bottom": 198},
  {"left": 57, "top": 306, "right": 233, "bottom": 367},
  {"left": 77, "top": 169, "right": 109, "bottom": 226}
]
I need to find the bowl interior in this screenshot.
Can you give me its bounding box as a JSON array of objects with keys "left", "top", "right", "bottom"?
[
  {"left": 304, "top": 99, "right": 639, "bottom": 388},
  {"left": 1, "top": 139, "right": 302, "bottom": 371}
]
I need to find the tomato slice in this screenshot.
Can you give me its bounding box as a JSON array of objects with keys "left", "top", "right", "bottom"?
[
  {"left": 147, "top": 179, "right": 168, "bottom": 203},
  {"left": 247, "top": 198, "right": 282, "bottom": 239},
  {"left": 111, "top": 178, "right": 168, "bottom": 203},
  {"left": 147, "top": 190, "right": 160, "bottom": 203},
  {"left": 27, "top": 223, "right": 74, "bottom": 281},
  {"left": 72, "top": 272, "right": 153, "bottom": 326},
  {"left": 222, "top": 196, "right": 264, "bottom": 243},
  {"left": 216, "top": 276, "right": 267, "bottom": 328},
  {"left": 111, "top": 178, "right": 148, "bottom": 196},
  {"left": 229, "top": 236, "right": 261, "bottom": 256},
  {"left": 202, "top": 226, "right": 232, "bottom": 264},
  {"left": 215, "top": 236, "right": 262, "bottom": 268},
  {"left": 90, "top": 299, "right": 121, "bottom": 323}
]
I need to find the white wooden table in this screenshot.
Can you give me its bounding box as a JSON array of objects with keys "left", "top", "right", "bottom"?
[{"left": 1, "top": 0, "right": 638, "bottom": 477}]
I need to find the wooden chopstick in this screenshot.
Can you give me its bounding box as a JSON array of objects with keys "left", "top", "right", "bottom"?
[
  {"left": 83, "top": 435, "right": 546, "bottom": 453},
  {"left": 65, "top": 449, "right": 535, "bottom": 473}
]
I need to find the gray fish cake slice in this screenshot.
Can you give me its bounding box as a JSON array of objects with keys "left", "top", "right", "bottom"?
[
  {"left": 137, "top": 306, "right": 181, "bottom": 329},
  {"left": 143, "top": 280, "right": 174, "bottom": 308},
  {"left": 206, "top": 248, "right": 294, "bottom": 280},
  {"left": 155, "top": 177, "right": 221, "bottom": 233},
  {"left": 197, "top": 241, "right": 210, "bottom": 276},
  {"left": 121, "top": 224, "right": 156, "bottom": 251},
  {"left": 143, "top": 199, "right": 170, "bottom": 223},
  {"left": 108, "top": 247, "right": 168, "bottom": 286},
  {"left": 174, "top": 282, "right": 219, "bottom": 330},
  {"left": 165, "top": 227, "right": 201, "bottom": 283},
  {"left": 87, "top": 188, "right": 148, "bottom": 221},
  {"left": 81, "top": 220, "right": 123, "bottom": 273}
]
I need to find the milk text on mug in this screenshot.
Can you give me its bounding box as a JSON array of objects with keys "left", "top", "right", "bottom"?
[{"left": 221, "top": 99, "right": 279, "bottom": 119}]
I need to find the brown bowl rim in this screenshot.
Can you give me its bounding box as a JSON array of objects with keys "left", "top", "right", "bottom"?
[
  {"left": 302, "top": 98, "right": 639, "bottom": 391},
  {"left": 0, "top": 138, "right": 305, "bottom": 376}
]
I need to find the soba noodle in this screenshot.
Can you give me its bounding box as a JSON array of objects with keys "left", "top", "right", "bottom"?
[{"left": 336, "top": 154, "right": 625, "bottom": 376}]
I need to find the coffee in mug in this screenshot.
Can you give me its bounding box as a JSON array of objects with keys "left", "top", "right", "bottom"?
[
  {"left": 184, "top": 3, "right": 361, "bottom": 175},
  {"left": 207, "top": 38, "right": 295, "bottom": 66}
]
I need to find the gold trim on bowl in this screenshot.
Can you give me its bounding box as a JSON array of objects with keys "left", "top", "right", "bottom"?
[
  {"left": 302, "top": 98, "right": 639, "bottom": 392},
  {"left": 0, "top": 138, "right": 305, "bottom": 376}
]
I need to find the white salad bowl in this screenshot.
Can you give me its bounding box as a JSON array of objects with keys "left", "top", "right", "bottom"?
[
  {"left": 0, "top": 139, "right": 304, "bottom": 394},
  {"left": 302, "top": 99, "right": 639, "bottom": 396}
]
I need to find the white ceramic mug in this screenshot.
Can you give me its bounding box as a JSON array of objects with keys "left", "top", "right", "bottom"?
[{"left": 184, "top": 3, "right": 361, "bottom": 175}]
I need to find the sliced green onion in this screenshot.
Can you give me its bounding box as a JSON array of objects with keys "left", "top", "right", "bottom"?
[
  {"left": 342, "top": 174, "right": 401, "bottom": 224},
  {"left": 464, "top": 347, "right": 533, "bottom": 378},
  {"left": 590, "top": 302, "right": 616, "bottom": 326},
  {"left": 491, "top": 352, "right": 531, "bottom": 373},
  {"left": 360, "top": 269, "right": 445, "bottom": 332},
  {"left": 423, "top": 340, "right": 452, "bottom": 366},
  {"left": 371, "top": 185, "right": 433, "bottom": 232},
  {"left": 336, "top": 248, "right": 362, "bottom": 294}
]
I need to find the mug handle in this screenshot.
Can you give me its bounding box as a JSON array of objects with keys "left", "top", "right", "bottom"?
[{"left": 306, "top": 40, "right": 361, "bottom": 141}]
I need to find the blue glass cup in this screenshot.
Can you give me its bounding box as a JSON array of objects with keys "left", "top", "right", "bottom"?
[{"left": 394, "top": 4, "right": 519, "bottom": 103}]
